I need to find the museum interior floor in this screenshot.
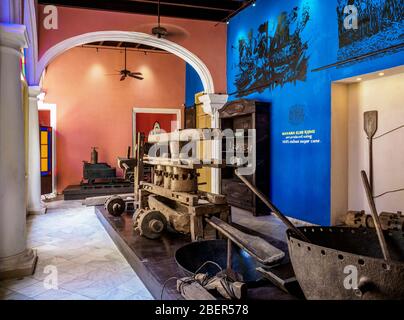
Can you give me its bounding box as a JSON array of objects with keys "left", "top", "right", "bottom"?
[
  {"left": 0, "top": 199, "right": 299, "bottom": 300},
  {"left": 0, "top": 200, "right": 153, "bottom": 300}
]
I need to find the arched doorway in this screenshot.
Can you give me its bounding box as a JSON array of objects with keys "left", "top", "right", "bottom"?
[
  {"left": 35, "top": 30, "right": 225, "bottom": 193},
  {"left": 36, "top": 30, "right": 215, "bottom": 93}
]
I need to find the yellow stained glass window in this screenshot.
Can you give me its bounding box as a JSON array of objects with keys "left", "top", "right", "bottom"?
[
  {"left": 40, "top": 127, "right": 52, "bottom": 176},
  {"left": 41, "top": 145, "right": 48, "bottom": 158},
  {"left": 41, "top": 159, "right": 48, "bottom": 172},
  {"left": 41, "top": 131, "right": 48, "bottom": 145}
]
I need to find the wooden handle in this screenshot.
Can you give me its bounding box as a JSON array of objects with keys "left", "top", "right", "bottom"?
[
  {"left": 361, "top": 170, "right": 391, "bottom": 261},
  {"left": 235, "top": 170, "right": 311, "bottom": 243}
]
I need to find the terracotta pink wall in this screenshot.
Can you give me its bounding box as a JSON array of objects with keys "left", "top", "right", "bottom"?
[
  {"left": 37, "top": 5, "right": 227, "bottom": 93},
  {"left": 43, "top": 47, "right": 185, "bottom": 192}
]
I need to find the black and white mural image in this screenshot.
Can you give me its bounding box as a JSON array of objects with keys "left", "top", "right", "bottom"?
[
  {"left": 337, "top": 0, "right": 404, "bottom": 61},
  {"left": 234, "top": 6, "right": 310, "bottom": 97}
]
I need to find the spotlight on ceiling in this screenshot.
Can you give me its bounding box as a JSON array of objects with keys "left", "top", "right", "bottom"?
[
  {"left": 378, "top": 72, "right": 385, "bottom": 77},
  {"left": 356, "top": 78, "right": 362, "bottom": 81}
]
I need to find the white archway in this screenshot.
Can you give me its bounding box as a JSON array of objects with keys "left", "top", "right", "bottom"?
[
  {"left": 36, "top": 30, "right": 215, "bottom": 93},
  {"left": 35, "top": 30, "right": 226, "bottom": 194}
]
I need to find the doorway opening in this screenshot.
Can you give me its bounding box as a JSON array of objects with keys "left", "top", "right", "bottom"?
[{"left": 331, "top": 65, "right": 404, "bottom": 224}]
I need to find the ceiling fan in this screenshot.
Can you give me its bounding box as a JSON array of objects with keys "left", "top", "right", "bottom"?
[
  {"left": 107, "top": 47, "right": 144, "bottom": 81},
  {"left": 152, "top": 0, "right": 168, "bottom": 39},
  {"left": 149, "top": 0, "right": 188, "bottom": 41}
]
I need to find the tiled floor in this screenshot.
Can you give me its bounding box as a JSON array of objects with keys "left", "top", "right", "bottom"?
[{"left": 0, "top": 200, "right": 153, "bottom": 300}]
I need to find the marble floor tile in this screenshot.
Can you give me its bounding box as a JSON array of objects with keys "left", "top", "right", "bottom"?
[
  {"left": 33, "top": 288, "right": 80, "bottom": 300},
  {"left": 85, "top": 271, "right": 133, "bottom": 288},
  {"left": 96, "top": 288, "right": 134, "bottom": 300},
  {"left": 117, "top": 276, "right": 153, "bottom": 299},
  {"left": 13, "top": 281, "right": 50, "bottom": 298},
  {"left": 56, "top": 260, "right": 97, "bottom": 276},
  {"left": 3, "top": 292, "right": 33, "bottom": 300},
  {"left": 61, "top": 278, "right": 113, "bottom": 299},
  {"left": 0, "top": 277, "right": 39, "bottom": 291},
  {"left": 126, "top": 293, "right": 154, "bottom": 300},
  {"left": 1, "top": 200, "right": 153, "bottom": 300}
]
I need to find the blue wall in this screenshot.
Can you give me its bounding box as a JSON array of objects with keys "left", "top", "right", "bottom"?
[
  {"left": 185, "top": 63, "right": 204, "bottom": 107},
  {"left": 227, "top": 0, "right": 404, "bottom": 225}
]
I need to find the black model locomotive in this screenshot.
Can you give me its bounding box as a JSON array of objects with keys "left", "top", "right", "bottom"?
[{"left": 82, "top": 147, "right": 116, "bottom": 185}]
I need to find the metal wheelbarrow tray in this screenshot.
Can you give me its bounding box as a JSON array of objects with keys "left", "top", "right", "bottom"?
[{"left": 287, "top": 226, "right": 404, "bottom": 300}]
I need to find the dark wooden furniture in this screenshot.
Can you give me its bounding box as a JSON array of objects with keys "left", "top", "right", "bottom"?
[
  {"left": 184, "top": 106, "right": 196, "bottom": 129},
  {"left": 220, "top": 99, "right": 271, "bottom": 216}
]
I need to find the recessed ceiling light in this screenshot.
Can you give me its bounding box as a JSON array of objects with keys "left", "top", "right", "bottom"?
[
  {"left": 378, "top": 72, "right": 385, "bottom": 76},
  {"left": 356, "top": 78, "right": 362, "bottom": 81}
]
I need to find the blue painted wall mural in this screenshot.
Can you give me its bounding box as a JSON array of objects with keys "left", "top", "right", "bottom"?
[
  {"left": 227, "top": 0, "right": 404, "bottom": 225},
  {"left": 337, "top": 0, "right": 404, "bottom": 61},
  {"left": 235, "top": 5, "right": 310, "bottom": 97},
  {"left": 185, "top": 63, "right": 204, "bottom": 107}
]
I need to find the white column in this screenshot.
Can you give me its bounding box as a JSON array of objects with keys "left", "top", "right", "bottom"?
[
  {"left": 0, "top": 0, "right": 23, "bottom": 24},
  {"left": 27, "top": 86, "right": 46, "bottom": 214},
  {"left": 199, "top": 93, "right": 229, "bottom": 194},
  {"left": 0, "top": 23, "right": 37, "bottom": 280}
]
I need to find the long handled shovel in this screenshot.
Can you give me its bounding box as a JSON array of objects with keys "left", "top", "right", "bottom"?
[
  {"left": 235, "top": 170, "right": 310, "bottom": 243},
  {"left": 361, "top": 170, "right": 391, "bottom": 261},
  {"left": 364, "top": 111, "right": 378, "bottom": 195}
]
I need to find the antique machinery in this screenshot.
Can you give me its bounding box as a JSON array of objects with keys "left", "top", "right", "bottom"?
[
  {"left": 234, "top": 170, "right": 404, "bottom": 300},
  {"left": 113, "top": 129, "right": 231, "bottom": 241},
  {"left": 345, "top": 210, "right": 404, "bottom": 231},
  {"left": 82, "top": 147, "right": 116, "bottom": 185},
  {"left": 104, "top": 135, "right": 146, "bottom": 216},
  {"left": 134, "top": 129, "right": 230, "bottom": 241},
  {"left": 173, "top": 110, "right": 404, "bottom": 300},
  {"left": 117, "top": 146, "right": 136, "bottom": 183}
]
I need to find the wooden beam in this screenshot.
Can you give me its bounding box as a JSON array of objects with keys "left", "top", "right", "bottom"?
[
  {"left": 141, "top": 182, "right": 199, "bottom": 206},
  {"left": 38, "top": 0, "right": 237, "bottom": 22},
  {"left": 206, "top": 216, "right": 285, "bottom": 265}
]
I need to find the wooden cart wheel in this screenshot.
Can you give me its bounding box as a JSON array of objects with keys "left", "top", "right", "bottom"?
[
  {"left": 135, "top": 210, "right": 167, "bottom": 240},
  {"left": 105, "top": 196, "right": 126, "bottom": 217}
]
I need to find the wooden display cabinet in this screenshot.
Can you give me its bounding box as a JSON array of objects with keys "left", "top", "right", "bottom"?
[{"left": 220, "top": 99, "right": 271, "bottom": 216}]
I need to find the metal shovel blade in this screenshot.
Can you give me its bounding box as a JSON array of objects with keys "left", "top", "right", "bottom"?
[{"left": 364, "top": 111, "right": 378, "bottom": 139}]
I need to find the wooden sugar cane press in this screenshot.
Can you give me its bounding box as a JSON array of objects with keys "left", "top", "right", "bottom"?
[{"left": 131, "top": 129, "right": 230, "bottom": 241}]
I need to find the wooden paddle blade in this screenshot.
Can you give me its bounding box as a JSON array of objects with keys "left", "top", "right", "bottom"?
[
  {"left": 120, "top": 75, "right": 126, "bottom": 81},
  {"left": 364, "top": 111, "right": 378, "bottom": 138}
]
